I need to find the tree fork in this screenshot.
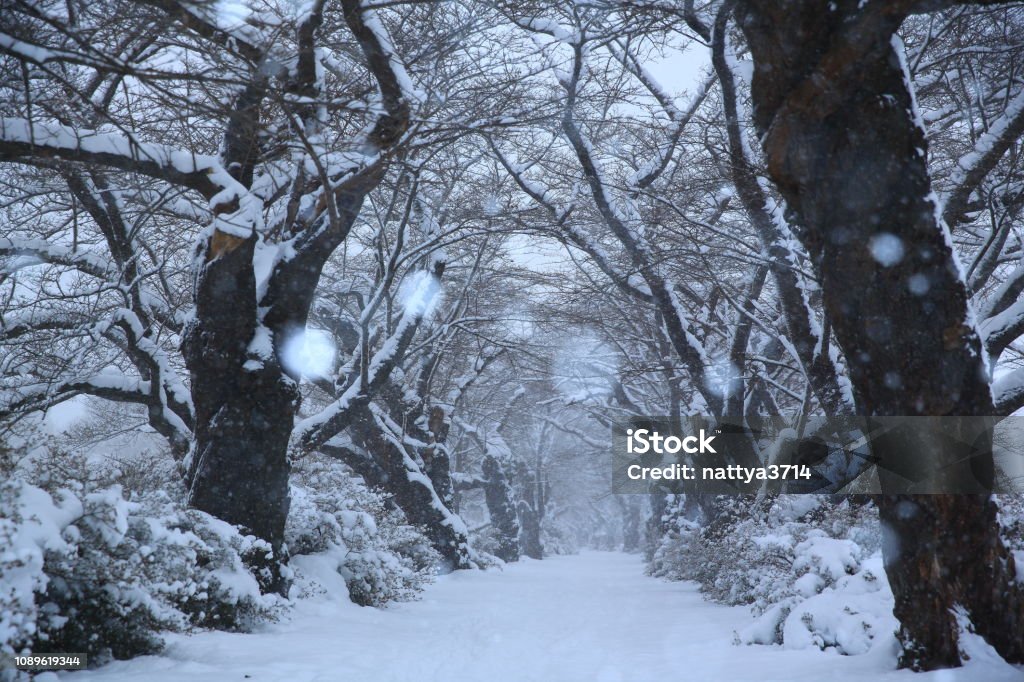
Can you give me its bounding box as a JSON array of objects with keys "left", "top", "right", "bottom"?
[{"left": 183, "top": 230, "right": 297, "bottom": 596}]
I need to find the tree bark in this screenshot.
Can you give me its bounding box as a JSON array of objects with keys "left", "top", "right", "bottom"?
[
  {"left": 481, "top": 454, "right": 521, "bottom": 562},
  {"left": 876, "top": 494, "right": 1023, "bottom": 668},
  {"left": 733, "top": 0, "right": 1024, "bottom": 669},
  {"left": 643, "top": 493, "right": 669, "bottom": 563},
  {"left": 421, "top": 406, "right": 460, "bottom": 532},
  {"left": 348, "top": 403, "right": 474, "bottom": 571},
  {"left": 182, "top": 231, "right": 297, "bottom": 596},
  {"left": 515, "top": 460, "right": 544, "bottom": 560}
]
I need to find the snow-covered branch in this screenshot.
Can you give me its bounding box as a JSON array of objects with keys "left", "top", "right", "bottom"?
[{"left": 0, "top": 118, "right": 223, "bottom": 199}]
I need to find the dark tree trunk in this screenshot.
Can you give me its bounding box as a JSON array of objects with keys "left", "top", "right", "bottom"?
[
  {"left": 348, "top": 403, "right": 474, "bottom": 571},
  {"left": 643, "top": 493, "right": 669, "bottom": 563},
  {"left": 620, "top": 497, "right": 642, "bottom": 553},
  {"left": 421, "top": 406, "right": 459, "bottom": 527},
  {"left": 480, "top": 454, "right": 521, "bottom": 562},
  {"left": 450, "top": 439, "right": 520, "bottom": 562},
  {"left": 733, "top": 0, "right": 1024, "bottom": 669},
  {"left": 182, "top": 231, "right": 297, "bottom": 596},
  {"left": 876, "top": 494, "right": 1023, "bottom": 667},
  {"left": 515, "top": 461, "right": 544, "bottom": 560}
]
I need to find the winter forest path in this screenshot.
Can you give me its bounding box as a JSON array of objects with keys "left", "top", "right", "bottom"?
[{"left": 61, "top": 552, "right": 1018, "bottom": 682}]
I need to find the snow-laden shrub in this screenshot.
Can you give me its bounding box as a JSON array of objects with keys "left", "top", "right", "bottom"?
[
  {"left": 649, "top": 495, "right": 892, "bottom": 655},
  {"left": 0, "top": 480, "right": 54, "bottom": 665},
  {"left": 468, "top": 525, "right": 511, "bottom": 561},
  {"left": 0, "top": 479, "right": 281, "bottom": 664},
  {"left": 996, "top": 494, "right": 1024, "bottom": 573},
  {"left": 0, "top": 447, "right": 281, "bottom": 668},
  {"left": 761, "top": 553, "right": 893, "bottom": 655},
  {"left": 287, "top": 456, "right": 439, "bottom": 606},
  {"left": 735, "top": 531, "right": 893, "bottom": 655}
]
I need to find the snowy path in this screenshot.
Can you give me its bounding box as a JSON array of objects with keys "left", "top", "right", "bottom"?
[{"left": 60, "top": 552, "right": 1021, "bottom": 682}]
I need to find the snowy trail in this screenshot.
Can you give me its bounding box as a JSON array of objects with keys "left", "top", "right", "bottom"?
[{"left": 60, "top": 552, "right": 1020, "bottom": 682}]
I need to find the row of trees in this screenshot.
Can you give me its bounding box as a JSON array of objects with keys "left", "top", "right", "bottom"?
[{"left": 2, "top": 0, "right": 1023, "bottom": 670}]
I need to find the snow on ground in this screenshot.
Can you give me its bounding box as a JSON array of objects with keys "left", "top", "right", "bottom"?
[{"left": 54, "top": 552, "right": 1022, "bottom": 682}]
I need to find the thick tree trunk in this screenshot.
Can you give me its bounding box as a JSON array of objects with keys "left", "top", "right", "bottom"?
[
  {"left": 421, "top": 406, "right": 460, "bottom": 529},
  {"left": 515, "top": 461, "right": 544, "bottom": 560},
  {"left": 734, "top": 0, "right": 1024, "bottom": 669},
  {"left": 348, "top": 403, "right": 474, "bottom": 571},
  {"left": 876, "top": 494, "right": 1023, "bottom": 668},
  {"left": 480, "top": 454, "right": 521, "bottom": 562},
  {"left": 517, "top": 503, "right": 543, "bottom": 560},
  {"left": 182, "top": 231, "right": 297, "bottom": 596}
]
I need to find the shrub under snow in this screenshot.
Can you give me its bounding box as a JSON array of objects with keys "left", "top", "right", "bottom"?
[
  {"left": 1, "top": 443, "right": 445, "bottom": 673},
  {"left": 287, "top": 455, "right": 440, "bottom": 607},
  {"left": 649, "top": 495, "right": 895, "bottom": 656},
  {"left": 0, "top": 476, "right": 280, "bottom": 668},
  {"left": 996, "top": 494, "right": 1024, "bottom": 575}
]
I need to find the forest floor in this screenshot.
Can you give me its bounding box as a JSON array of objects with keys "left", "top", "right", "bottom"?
[{"left": 55, "top": 551, "right": 1021, "bottom": 682}]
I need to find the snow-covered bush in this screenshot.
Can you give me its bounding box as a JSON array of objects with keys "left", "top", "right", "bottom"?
[
  {"left": 468, "top": 525, "right": 511, "bottom": 561},
  {"left": 0, "top": 480, "right": 281, "bottom": 663},
  {"left": 648, "top": 495, "right": 892, "bottom": 655},
  {"left": 736, "top": 531, "right": 893, "bottom": 655},
  {"left": 996, "top": 494, "right": 1024, "bottom": 564},
  {"left": 1, "top": 447, "right": 280, "bottom": 667},
  {"left": 287, "top": 456, "right": 439, "bottom": 606}
]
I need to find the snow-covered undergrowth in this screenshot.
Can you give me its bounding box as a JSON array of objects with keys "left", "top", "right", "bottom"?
[
  {"left": 1, "top": 446, "right": 439, "bottom": 668},
  {"left": 996, "top": 494, "right": 1024, "bottom": 579},
  {"left": 288, "top": 456, "right": 439, "bottom": 606},
  {"left": 649, "top": 496, "right": 893, "bottom": 655},
  {"left": 651, "top": 494, "right": 1024, "bottom": 660},
  {"left": 0, "top": 476, "right": 280, "bottom": 665}
]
